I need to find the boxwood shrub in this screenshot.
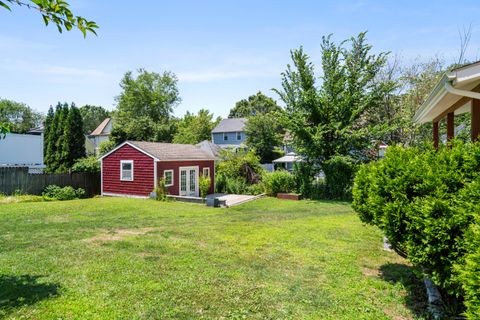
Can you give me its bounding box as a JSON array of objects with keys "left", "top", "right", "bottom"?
[{"left": 352, "top": 142, "right": 480, "bottom": 317}]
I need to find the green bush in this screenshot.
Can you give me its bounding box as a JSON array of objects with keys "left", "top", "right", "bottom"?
[
  {"left": 72, "top": 156, "right": 100, "bottom": 173},
  {"left": 263, "top": 170, "right": 296, "bottom": 196},
  {"left": 98, "top": 140, "right": 117, "bottom": 156},
  {"left": 153, "top": 178, "right": 168, "bottom": 201},
  {"left": 352, "top": 142, "right": 480, "bottom": 313},
  {"left": 199, "top": 175, "right": 211, "bottom": 199},
  {"left": 215, "top": 149, "right": 264, "bottom": 194},
  {"left": 322, "top": 155, "right": 356, "bottom": 200},
  {"left": 43, "top": 185, "right": 86, "bottom": 200},
  {"left": 460, "top": 223, "right": 480, "bottom": 319}
]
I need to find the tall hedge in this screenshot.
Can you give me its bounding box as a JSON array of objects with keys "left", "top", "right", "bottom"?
[{"left": 352, "top": 142, "right": 480, "bottom": 317}]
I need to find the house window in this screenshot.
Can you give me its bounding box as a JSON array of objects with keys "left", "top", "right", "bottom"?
[
  {"left": 236, "top": 132, "right": 242, "bottom": 140},
  {"left": 164, "top": 170, "right": 174, "bottom": 186},
  {"left": 223, "top": 133, "right": 228, "bottom": 141},
  {"left": 203, "top": 167, "right": 210, "bottom": 178},
  {"left": 120, "top": 160, "right": 134, "bottom": 181}
]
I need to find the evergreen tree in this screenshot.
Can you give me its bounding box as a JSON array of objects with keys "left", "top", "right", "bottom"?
[
  {"left": 45, "top": 103, "right": 62, "bottom": 172},
  {"left": 43, "top": 106, "right": 54, "bottom": 162},
  {"left": 62, "top": 104, "right": 85, "bottom": 169},
  {"left": 54, "top": 103, "right": 69, "bottom": 172}
]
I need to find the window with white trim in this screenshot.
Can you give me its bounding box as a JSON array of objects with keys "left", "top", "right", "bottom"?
[
  {"left": 164, "top": 169, "right": 174, "bottom": 186},
  {"left": 236, "top": 132, "right": 242, "bottom": 140},
  {"left": 223, "top": 132, "right": 228, "bottom": 141},
  {"left": 202, "top": 167, "right": 210, "bottom": 178},
  {"left": 120, "top": 160, "right": 134, "bottom": 181}
]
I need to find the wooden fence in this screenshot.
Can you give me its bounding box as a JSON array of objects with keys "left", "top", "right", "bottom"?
[{"left": 0, "top": 167, "right": 100, "bottom": 196}]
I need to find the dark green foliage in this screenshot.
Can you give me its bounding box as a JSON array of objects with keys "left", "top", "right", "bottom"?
[
  {"left": 62, "top": 104, "right": 85, "bottom": 170},
  {"left": 263, "top": 170, "right": 295, "bottom": 196},
  {"left": 0, "top": 99, "right": 43, "bottom": 133},
  {"left": 352, "top": 142, "right": 480, "bottom": 309},
  {"left": 322, "top": 156, "right": 356, "bottom": 200},
  {"left": 245, "top": 113, "right": 283, "bottom": 163},
  {"left": 112, "top": 69, "right": 180, "bottom": 143},
  {"left": 42, "top": 185, "right": 85, "bottom": 200},
  {"left": 215, "top": 149, "right": 263, "bottom": 194},
  {"left": 44, "top": 103, "right": 85, "bottom": 173},
  {"left": 79, "top": 105, "right": 110, "bottom": 134},
  {"left": 71, "top": 157, "right": 100, "bottom": 173},
  {"left": 228, "top": 91, "right": 281, "bottom": 118},
  {"left": 275, "top": 32, "right": 393, "bottom": 199}
]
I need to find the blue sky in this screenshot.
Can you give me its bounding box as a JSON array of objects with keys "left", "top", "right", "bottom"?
[{"left": 1, "top": 0, "right": 480, "bottom": 118}]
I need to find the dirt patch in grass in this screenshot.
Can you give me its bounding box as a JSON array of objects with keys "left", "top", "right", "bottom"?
[
  {"left": 362, "top": 267, "right": 380, "bottom": 277},
  {"left": 84, "top": 227, "right": 160, "bottom": 242}
]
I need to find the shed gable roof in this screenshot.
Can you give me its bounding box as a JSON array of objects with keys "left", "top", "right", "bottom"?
[
  {"left": 101, "top": 141, "right": 215, "bottom": 161},
  {"left": 211, "top": 118, "right": 247, "bottom": 133}
]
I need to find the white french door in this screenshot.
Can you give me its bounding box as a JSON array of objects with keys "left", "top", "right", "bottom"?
[{"left": 179, "top": 167, "right": 198, "bottom": 197}]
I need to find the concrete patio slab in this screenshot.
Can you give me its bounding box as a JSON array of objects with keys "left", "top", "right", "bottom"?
[{"left": 206, "top": 193, "right": 265, "bottom": 207}]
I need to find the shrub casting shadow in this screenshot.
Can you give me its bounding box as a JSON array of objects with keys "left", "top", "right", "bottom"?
[
  {"left": 0, "top": 275, "right": 60, "bottom": 312},
  {"left": 379, "top": 263, "right": 429, "bottom": 318}
]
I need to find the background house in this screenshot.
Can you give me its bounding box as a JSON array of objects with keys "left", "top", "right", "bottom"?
[
  {"left": 101, "top": 141, "right": 215, "bottom": 198},
  {"left": 211, "top": 118, "right": 247, "bottom": 148},
  {"left": 0, "top": 133, "right": 44, "bottom": 172},
  {"left": 88, "top": 117, "right": 113, "bottom": 155}
]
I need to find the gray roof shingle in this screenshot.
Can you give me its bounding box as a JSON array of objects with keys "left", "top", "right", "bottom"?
[
  {"left": 128, "top": 141, "right": 215, "bottom": 161},
  {"left": 211, "top": 118, "right": 247, "bottom": 133}
]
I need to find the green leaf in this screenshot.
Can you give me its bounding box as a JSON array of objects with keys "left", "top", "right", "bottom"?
[
  {"left": 0, "top": 1, "right": 11, "bottom": 11},
  {"left": 42, "top": 14, "right": 50, "bottom": 26}
]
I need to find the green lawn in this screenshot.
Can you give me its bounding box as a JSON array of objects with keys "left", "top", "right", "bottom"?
[{"left": 0, "top": 197, "right": 427, "bottom": 319}]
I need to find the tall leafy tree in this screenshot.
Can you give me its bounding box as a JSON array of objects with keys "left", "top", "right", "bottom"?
[
  {"left": 173, "top": 109, "right": 220, "bottom": 144},
  {"left": 112, "top": 68, "right": 181, "bottom": 143},
  {"left": 274, "top": 32, "right": 393, "bottom": 183},
  {"left": 79, "top": 105, "right": 110, "bottom": 134},
  {"left": 0, "top": 99, "right": 43, "bottom": 133},
  {"left": 244, "top": 113, "right": 283, "bottom": 163},
  {"left": 229, "top": 92, "right": 282, "bottom": 118}
]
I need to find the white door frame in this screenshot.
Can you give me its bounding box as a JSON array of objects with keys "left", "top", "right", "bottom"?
[{"left": 179, "top": 166, "right": 199, "bottom": 197}]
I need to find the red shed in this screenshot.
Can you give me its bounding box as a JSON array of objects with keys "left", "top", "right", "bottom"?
[{"left": 100, "top": 141, "right": 215, "bottom": 198}]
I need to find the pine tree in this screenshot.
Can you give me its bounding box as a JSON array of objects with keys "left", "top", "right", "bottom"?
[
  {"left": 55, "top": 103, "right": 70, "bottom": 172},
  {"left": 63, "top": 104, "right": 85, "bottom": 169},
  {"left": 43, "top": 106, "right": 54, "bottom": 164},
  {"left": 45, "top": 103, "right": 62, "bottom": 172}
]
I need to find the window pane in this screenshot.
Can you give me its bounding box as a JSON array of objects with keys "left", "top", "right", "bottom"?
[
  {"left": 180, "top": 170, "right": 187, "bottom": 191},
  {"left": 165, "top": 171, "right": 172, "bottom": 185},
  {"left": 122, "top": 163, "right": 131, "bottom": 170}
]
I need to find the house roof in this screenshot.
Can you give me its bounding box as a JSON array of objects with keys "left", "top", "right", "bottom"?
[
  {"left": 101, "top": 141, "right": 215, "bottom": 161},
  {"left": 90, "top": 118, "right": 112, "bottom": 136},
  {"left": 414, "top": 61, "right": 480, "bottom": 124},
  {"left": 196, "top": 140, "right": 222, "bottom": 159},
  {"left": 273, "top": 152, "right": 301, "bottom": 163},
  {"left": 211, "top": 118, "right": 247, "bottom": 133}
]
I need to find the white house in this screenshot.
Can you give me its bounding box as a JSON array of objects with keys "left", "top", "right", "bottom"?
[
  {"left": 88, "top": 118, "right": 113, "bottom": 155},
  {"left": 0, "top": 133, "right": 44, "bottom": 172}
]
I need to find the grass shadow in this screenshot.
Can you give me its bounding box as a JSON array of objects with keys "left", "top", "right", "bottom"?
[
  {"left": 0, "top": 275, "right": 60, "bottom": 312},
  {"left": 379, "top": 263, "right": 429, "bottom": 318}
]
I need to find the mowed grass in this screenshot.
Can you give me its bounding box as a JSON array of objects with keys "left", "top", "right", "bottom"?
[{"left": 0, "top": 197, "right": 427, "bottom": 319}]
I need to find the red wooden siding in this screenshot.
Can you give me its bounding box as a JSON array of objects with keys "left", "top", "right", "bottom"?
[
  {"left": 102, "top": 144, "right": 154, "bottom": 197},
  {"left": 157, "top": 160, "right": 215, "bottom": 196}
]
